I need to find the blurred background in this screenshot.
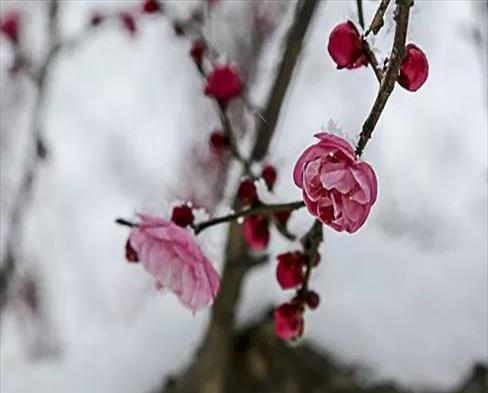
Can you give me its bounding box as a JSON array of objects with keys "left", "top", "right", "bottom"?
[{"left": 0, "top": 1, "right": 486, "bottom": 393}]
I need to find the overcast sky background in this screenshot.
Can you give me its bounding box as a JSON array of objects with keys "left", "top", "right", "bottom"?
[{"left": 1, "top": 1, "right": 487, "bottom": 393}]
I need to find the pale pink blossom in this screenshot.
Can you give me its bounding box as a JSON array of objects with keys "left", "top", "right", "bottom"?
[
  {"left": 293, "top": 133, "right": 378, "bottom": 233},
  {"left": 128, "top": 214, "right": 220, "bottom": 312}
]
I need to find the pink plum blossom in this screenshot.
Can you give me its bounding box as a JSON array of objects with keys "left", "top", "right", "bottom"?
[
  {"left": 293, "top": 132, "right": 378, "bottom": 233},
  {"left": 128, "top": 214, "right": 220, "bottom": 313}
]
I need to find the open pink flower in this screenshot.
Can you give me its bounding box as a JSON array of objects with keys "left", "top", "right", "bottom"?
[
  {"left": 128, "top": 214, "right": 220, "bottom": 313},
  {"left": 293, "top": 133, "right": 377, "bottom": 233}
]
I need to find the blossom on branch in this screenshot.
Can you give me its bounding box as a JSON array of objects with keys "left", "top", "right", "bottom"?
[
  {"left": 276, "top": 251, "right": 305, "bottom": 289},
  {"left": 398, "top": 43, "right": 429, "bottom": 92},
  {"left": 293, "top": 133, "right": 377, "bottom": 233},
  {"left": 327, "top": 21, "right": 367, "bottom": 69},
  {"left": 274, "top": 302, "right": 304, "bottom": 340},
  {"left": 204, "top": 65, "right": 242, "bottom": 106},
  {"left": 128, "top": 214, "right": 220, "bottom": 313}
]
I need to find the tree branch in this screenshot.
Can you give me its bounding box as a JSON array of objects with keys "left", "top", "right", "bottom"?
[
  {"left": 250, "top": 0, "right": 320, "bottom": 162},
  {"left": 356, "top": 0, "right": 413, "bottom": 157},
  {"left": 366, "top": 0, "right": 392, "bottom": 36}
]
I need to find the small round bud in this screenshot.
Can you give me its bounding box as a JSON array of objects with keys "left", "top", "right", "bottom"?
[
  {"left": 261, "top": 164, "right": 277, "bottom": 191},
  {"left": 398, "top": 43, "right": 429, "bottom": 92},
  {"left": 238, "top": 179, "right": 258, "bottom": 205},
  {"left": 171, "top": 205, "right": 194, "bottom": 228},
  {"left": 327, "top": 21, "right": 367, "bottom": 70},
  {"left": 305, "top": 291, "right": 320, "bottom": 310}
]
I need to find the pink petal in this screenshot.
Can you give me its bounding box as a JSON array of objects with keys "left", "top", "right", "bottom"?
[
  {"left": 129, "top": 216, "right": 220, "bottom": 313},
  {"left": 351, "top": 162, "right": 378, "bottom": 204},
  {"left": 314, "top": 132, "right": 356, "bottom": 162}
]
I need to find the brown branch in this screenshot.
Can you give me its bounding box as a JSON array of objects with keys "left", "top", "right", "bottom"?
[
  {"left": 299, "top": 219, "right": 323, "bottom": 294},
  {"left": 250, "top": 0, "right": 320, "bottom": 162},
  {"left": 356, "top": 0, "right": 413, "bottom": 157},
  {"left": 194, "top": 201, "right": 305, "bottom": 234},
  {"left": 366, "top": 0, "right": 392, "bottom": 36}
]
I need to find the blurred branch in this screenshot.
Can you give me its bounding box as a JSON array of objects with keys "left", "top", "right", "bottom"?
[
  {"left": 298, "top": 219, "right": 323, "bottom": 294},
  {"left": 0, "top": 0, "right": 61, "bottom": 311},
  {"left": 356, "top": 0, "right": 413, "bottom": 157},
  {"left": 250, "top": 0, "right": 320, "bottom": 162}
]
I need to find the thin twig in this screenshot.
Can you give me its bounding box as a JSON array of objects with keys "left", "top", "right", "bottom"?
[
  {"left": 299, "top": 219, "right": 323, "bottom": 294},
  {"left": 194, "top": 201, "right": 305, "bottom": 234},
  {"left": 356, "top": 0, "right": 413, "bottom": 157},
  {"left": 366, "top": 0, "right": 392, "bottom": 36},
  {"left": 356, "top": 0, "right": 365, "bottom": 29}
]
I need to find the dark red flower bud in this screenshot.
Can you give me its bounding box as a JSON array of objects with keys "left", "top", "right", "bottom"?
[
  {"left": 274, "top": 302, "right": 304, "bottom": 340},
  {"left": 208, "top": 0, "right": 220, "bottom": 8},
  {"left": 327, "top": 21, "right": 368, "bottom": 69},
  {"left": 1, "top": 10, "right": 20, "bottom": 44},
  {"left": 142, "top": 0, "right": 162, "bottom": 14},
  {"left": 276, "top": 251, "right": 304, "bottom": 289},
  {"left": 89, "top": 12, "right": 105, "bottom": 27},
  {"left": 190, "top": 40, "right": 206, "bottom": 65},
  {"left": 125, "top": 239, "right": 139, "bottom": 262},
  {"left": 398, "top": 43, "right": 429, "bottom": 92},
  {"left": 120, "top": 11, "right": 137, "bottom": 36},
  {"left": 238, "top": 179, "right": 258, "bottom": 205},
  {"left": 171, "top": 205, "right": 194, "bottom": 228},
  {"left": 173, "top": 21, "right": 185, "bottom": 36},
  {"left": 261, "top": 164, "right": 277, "bottom": 191},
  {"left": 243, "top": 214, "right": 269, "bottom": 251},
  {"left": 204, "top": 65, "right": 242, "bottom": 106},
  {"left": 305, "top": 290, "right": 320, "bottom": 310},
  {"left": 209, "top": 131, "right": 230, "bottom": 153}
]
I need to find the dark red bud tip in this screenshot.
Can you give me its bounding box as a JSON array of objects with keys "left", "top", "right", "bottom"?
[
  {"left": 209, "top": 131, "right": 230, "bottom": 153},
  {"left": 243, "top": 215, "right": 269, "bottom": 251},
  {"left": 190, "top": 40, "right": 206, "bottom": 65},
  {"left": 89, "top": 12, "right": 105, "bottom": 27},
  {"left": 171, "top": 205, "right": 194, "bottom": 228},
  {"left": 274, "top": 302, "right": 304, "bottom": 340},
  {"left": 398, "top": 43, "right": 429, "bottom": 92},
  {"left": 305, "top": 291, "right": 320, "bottom": 310},
  {"left": 204, "top": 65, "right": 242, "bottom": 105},
  {"left": 238, "top": 179, "right": 258, "bottom": 205},
  {"left": 120, "top": 12, "right": 137, "bottom": 36},
  {"left": 142, "top": 0, "right": 162, "bottom": 14},
  {"left": 327, "top": 21, "right": 368, "bottom": 70},
  {"left": 1, "top": 10, "right": 20, "bottom": 44},
  {"left": 261, "top": 164, "right": 277, "bottom": 191},
  {"left": 125, "top": 239, "right": 139, "bottom": 262}
]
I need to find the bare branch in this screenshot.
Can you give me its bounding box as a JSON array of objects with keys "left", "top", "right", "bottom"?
[
  {"left": 356, "top": 0, "right": 413, "bottom": 157},
  {"left": 366, "top": 0, "right": 392, "bottom": 36}
]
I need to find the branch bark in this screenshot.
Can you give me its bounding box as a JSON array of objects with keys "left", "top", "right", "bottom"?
[{"left": 356, "top": 0, "right": 413, "bottom": 157}]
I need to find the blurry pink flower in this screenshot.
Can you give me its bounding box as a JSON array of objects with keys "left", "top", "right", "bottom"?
[
  {"left": 398, "top": 43, "right": 429, "bottom": 92},
  {"left": 276, "top": 251, "right": 304, "bottom": 290},
  {"left": 128, "top": 214, "right": 220, "bottom": 313},
  {"left": 274, "top": 302, "right": 304, "bottom": 340},
  {"left": 293, "top": 133, "right": 377, "bottom": 233},
  {"left": 243, "top": 214, "right": 269, "bottom": 251},
  {"left": 1, "top": 10, "right": 20, "bottom": 44}
]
